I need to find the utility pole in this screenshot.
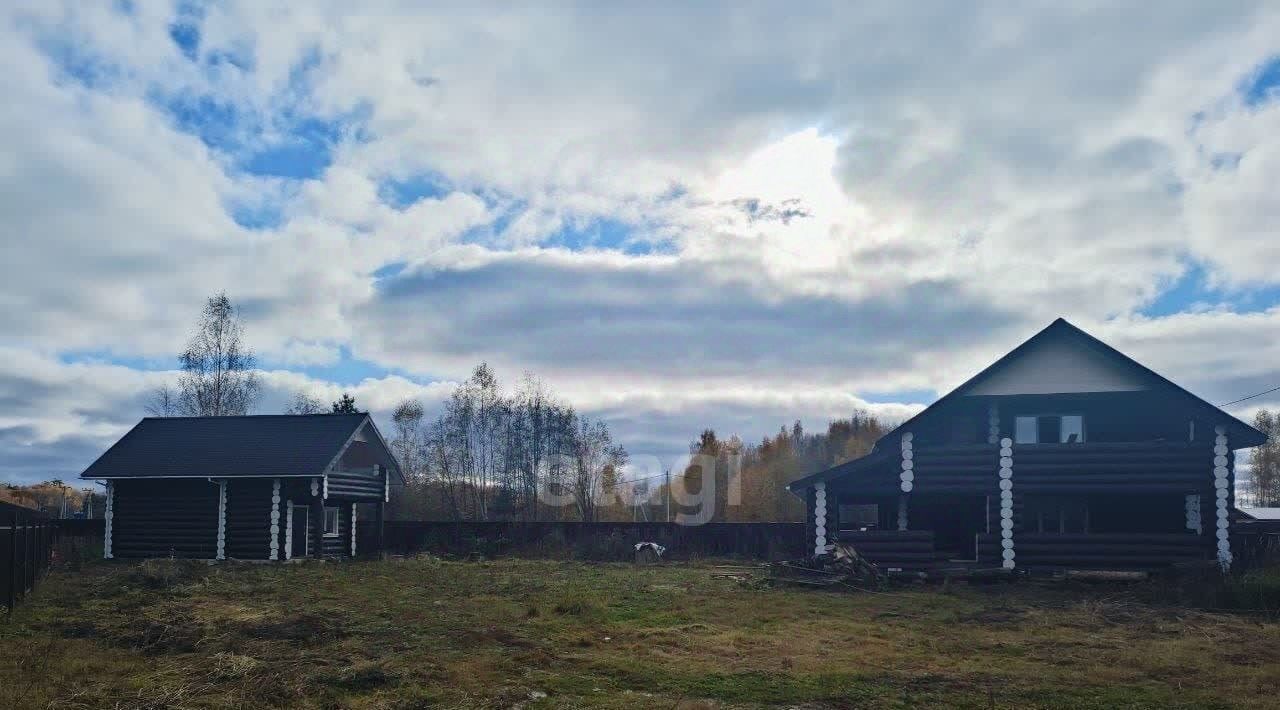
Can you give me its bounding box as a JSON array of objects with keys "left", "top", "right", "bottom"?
[{"left": 664, "top": 469, "right": 671, "bottom": 523}]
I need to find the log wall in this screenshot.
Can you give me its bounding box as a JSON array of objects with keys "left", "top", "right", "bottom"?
[
  {"left": 110, "top": 479, "right": 219, "bottom": 559},
  {"left": 979, "top": 532, "right": 1209, "bottom": 569},
  {"left": 225, "top": 479, "right": 272, "bottom": 560},
  {"left": 326, "top": 467, "right": 384, "bottom": 500}
]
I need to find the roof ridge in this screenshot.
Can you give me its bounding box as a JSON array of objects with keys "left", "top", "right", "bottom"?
[{"left": 141, "top": 413, "right": 367, "bottom": 420}]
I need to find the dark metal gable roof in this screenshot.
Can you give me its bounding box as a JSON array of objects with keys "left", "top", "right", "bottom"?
[
  {"left": 904, "top": 318, "right": 1266, "bottom": 448},
  {"left": 80, "top": 414, "right": 403, "bottom": 481},
  {"left": 788, "top": 318, "right": 1266, "bottom": 493}
]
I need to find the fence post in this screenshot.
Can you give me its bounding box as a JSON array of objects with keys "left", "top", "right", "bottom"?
[
  {"left": 25, "top": 517, "right": 35, "bottom": 595},
  {"left": 5, "top": 510, "right": 15, "bottom": 612}
]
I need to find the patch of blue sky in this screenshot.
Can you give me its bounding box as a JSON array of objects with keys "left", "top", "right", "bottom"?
[
  {"left": 1241, "top": 55, "right": 1280, "bottom": 107},
  {"left": 240, "top": 116, "right": 341, "bottom": 179},
  {"left": 58, "top": 351, "right": 173, "bottom": 372},
  {"left": 160, "top": 92, "right": 243, "bottom": 152},
  {"left": 547, "top": 215, "right": 679, "bottom": 256},
  {"left": 373, "top": 262, "right": 407, "bottom": 280},
  {"left": 259, "top": 347, "right": 433, "bottom": 387},
  {"left": 168, "top": 0, "right": 206, "bottom": 61},
  {"left": 858, "top": 389, "right": 937, "bottom": 406},
  {"left": 1143, "top": 262, "right": 1280, "bottom": 317},
  {"left": 37, "top": 36, "right": 122, "bottom": 90},
  {"left": 168, "top": 22, "right": 199, "bottom": 61},
  {"left": 550, "top": 216, "right": 635, "bottom": 251},
  {"left": 228, "top": 199, "right": 285, "bottom": 230},
  {"left": 378, "top": 173, "right": 452, "bottom": 209}
]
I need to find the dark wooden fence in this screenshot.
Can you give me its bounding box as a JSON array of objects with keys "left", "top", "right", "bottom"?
[
  {"left": 2, "top": 502, "right": 57, "bottom": 614},
  {"left": 359, "top": 520, "right": 806, "bottom": 560}
]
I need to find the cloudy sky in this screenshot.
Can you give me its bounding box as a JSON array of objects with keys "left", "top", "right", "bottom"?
[{"left": 4, "top": 2, "right": 1280, "bottom": 485}]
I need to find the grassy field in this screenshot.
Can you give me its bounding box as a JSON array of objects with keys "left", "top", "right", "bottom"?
[{"left": 2, "top": 558, "right": 1278, "bottom": 709}]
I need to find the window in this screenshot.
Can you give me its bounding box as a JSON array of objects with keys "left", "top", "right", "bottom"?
[
  {"left": 1060, "top": 415, "right": 1084, "bottom": 443},
  {"left": 1015, "top": 415, "right": 1085, "bottom": 444},
  {"left": 1015, "top": 416, "right": 1038, "bottom": 444},
  {"left": 838, "top": 504, "right": 879, "bottom": 531},
  {"left": 1025, "top": 496, "right": 1089, "bottom": 533},
  {"left": 323, "top": 506, "right": 340, "bottom": 537}
]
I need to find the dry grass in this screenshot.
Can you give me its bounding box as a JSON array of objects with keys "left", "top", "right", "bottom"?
[{"left": 2, "top": 558, "right": 1278, "bottom": 708}]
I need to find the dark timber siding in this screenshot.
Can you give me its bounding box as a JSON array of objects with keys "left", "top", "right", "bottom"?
[
  {"left": 225, "top": 479, "right": 273, "bottom": 560},
  {"left": 111, "top": 479, "right": 219, "bottom": 559},
  {"left": 327, "top": 468, "right": 384, "bottom": 500}
]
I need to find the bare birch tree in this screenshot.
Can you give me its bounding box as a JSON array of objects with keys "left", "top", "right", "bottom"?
[
  {"left": 147, "top": 292, "right": 261, "bottom": 417},
  {"left": 1249, "top": 409, "right": 1279, "bottom": 506},
  {"left": 390, "top": 398, "right": 427, "bottom": 481}
]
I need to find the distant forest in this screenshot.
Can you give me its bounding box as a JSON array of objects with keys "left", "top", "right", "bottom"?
[{"left": 388, "top": 361, "right": 895, "bottom": 523}]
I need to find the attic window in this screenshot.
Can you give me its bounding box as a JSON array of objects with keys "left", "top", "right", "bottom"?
[{"left": 1015, "top": 415, "right": 1085, "bottom": 444}]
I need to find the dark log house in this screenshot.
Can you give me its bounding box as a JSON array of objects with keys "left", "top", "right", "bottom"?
[
  {"left": 789, "top": 319, "right": 1267, "bottom": 573},
  {"left": 80, "top": 414, "right": 402, "bottom": 561}
]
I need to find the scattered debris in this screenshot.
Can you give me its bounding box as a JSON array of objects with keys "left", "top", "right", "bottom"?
[
  {"left": 764, "top": 542, "right": 886, "bottom": 590},
  {"left": 1063, "top": 570, "right": 1150, "bottom": 582},
  {"left": 634, "top": 541, "right": 665, "bottom": 565},
  {"left": 709, "top": 543, "right": 888, "bottom": 591}
]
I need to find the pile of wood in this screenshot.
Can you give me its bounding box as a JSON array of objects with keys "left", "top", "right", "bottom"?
[{"left": 764, "top": 542, "right": 886, "bottom": 590}]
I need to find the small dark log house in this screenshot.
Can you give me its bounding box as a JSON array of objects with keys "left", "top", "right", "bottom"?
[
  {"left": 789, "top": 319, "right": 1267, "bottom": 573},
  {"left": 79, "top": 414, "right": 403, "bottom": 561}
]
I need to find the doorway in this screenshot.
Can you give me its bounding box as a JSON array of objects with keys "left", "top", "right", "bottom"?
[
  {"left": 908, "top": 495, "right": 987, "bottom": 561},
  {"left": 290, "top": 504, "right": 309, "bottom": 558}
]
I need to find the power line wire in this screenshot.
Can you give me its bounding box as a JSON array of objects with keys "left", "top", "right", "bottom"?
[{"left": 1219, "top": 385, "right": 1280, "bottom": 408}]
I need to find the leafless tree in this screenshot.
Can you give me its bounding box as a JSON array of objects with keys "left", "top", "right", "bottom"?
[
  {"left": 390, "top": 398, "right": 427, "bottom": 481},
  {"left": 147, "top": 292, "right": 261, "bottom": 416},
  {"left": 571, "top": 417, "right": 627, "bottom": 522},
  {"left": 284, "top": 391, "right": 325, "bottom": 415},
  {"left": 1249, "top": 409, "right": 1279, "bottom": 506}
]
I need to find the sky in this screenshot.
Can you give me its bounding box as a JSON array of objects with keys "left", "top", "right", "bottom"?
[{"left": 4, "top": 2, "right": 1280, "bottom": 487}]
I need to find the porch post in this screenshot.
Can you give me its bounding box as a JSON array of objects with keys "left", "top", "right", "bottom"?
[
  {"left": 350, "top": 503, "right": 358, "bottom": 557},
  {"left": 216, "top": 480, "right": 227, "bottom": 561},
  {"left": 999, "top": 437, "right": 1015, "bottom": 569},
  {"left": 813, "top": 482, "right": 828, "bottom": 555},
  {"left": 284, "top": 501, "right": 294, "bottom": 561},
  {"left": 1213, "top": 426, "right": 1232, "bottom": 569},
  {"left": 310, "top": 479, "right": 324, "bottom": 560},
  {"left": 103, "top": 480, "right": 114, "bottom": 560},
  {"left": 898, "top": 432, "right": 913, "bottom": 530},
  {"left": 269, "top": 478, "right": 281, "bottom": 561}
]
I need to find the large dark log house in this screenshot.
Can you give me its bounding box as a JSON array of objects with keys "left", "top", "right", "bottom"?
[
  {"left": 80, "top": 414, "right": 402, "bottom": 561},
  {"left": 788, "top": 319, "right": 1267, "bottom": 573}
]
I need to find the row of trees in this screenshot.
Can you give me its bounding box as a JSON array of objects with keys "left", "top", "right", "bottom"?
[
  {"left": 602, "top": 413, "right": 893, "bottom": 524},
  {"left": 388, "top": 364, "right": 627, "bottom": 521}
]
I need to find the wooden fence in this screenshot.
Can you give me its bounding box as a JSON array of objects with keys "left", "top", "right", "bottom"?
[
  {"left": 2, "top": 502, "right": 57, "bottom": 614},
  {"left": 360, "top": 520, "right": 806, "bottom": 560}
]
